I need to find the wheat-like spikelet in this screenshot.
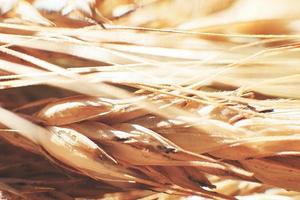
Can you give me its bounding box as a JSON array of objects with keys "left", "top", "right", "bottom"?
[{"left": 0, "top": 0, "right": 300, "bottom": 199}]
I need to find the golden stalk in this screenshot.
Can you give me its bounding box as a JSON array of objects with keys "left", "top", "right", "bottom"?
[{"left": 0, "top": 0, "right": 300, "bottom": 199}]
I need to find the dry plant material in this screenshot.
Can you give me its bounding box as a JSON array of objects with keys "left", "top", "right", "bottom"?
[{"left": 0, "top": 0, "right": 300, "bottom": 199}]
